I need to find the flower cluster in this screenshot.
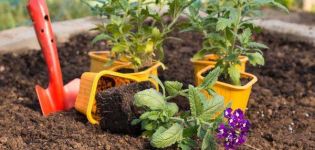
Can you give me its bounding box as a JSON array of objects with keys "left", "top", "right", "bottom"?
[{"left": 217, "top": 108, "right": 251, "bottom": 150}]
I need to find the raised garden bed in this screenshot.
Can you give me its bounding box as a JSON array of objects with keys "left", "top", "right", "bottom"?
[{"left": 0, "top": 30, "right": 314, "bottom": 149}]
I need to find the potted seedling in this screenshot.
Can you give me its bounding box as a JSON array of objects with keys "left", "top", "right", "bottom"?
[
  {"left": 184, "top": 0, "right": 288, "bottom": 111},
  {"left": 185, "top": 0, "right": 288, "bottom": 76},
  {"left": 132, "top": 68, "right": 252, "bottom": 150},
  {"left": 87, "top": 0, "right": 195, "bottom": 77}
]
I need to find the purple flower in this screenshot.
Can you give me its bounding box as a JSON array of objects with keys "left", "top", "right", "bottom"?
[
  {"left": 217, "top": 108, "right": 251, "bottom": 150},
  {"left": 240, "top": 119, "right": 250, "bottom": 132},
  {"left": 233, "top": 109, "right": 244, "bottom": 119},
  {"left": 217, "top": 124, "right": 228, "bottom": 138},
  {"left": 224, "top": 108, "right": 233, "bottom": 118}
]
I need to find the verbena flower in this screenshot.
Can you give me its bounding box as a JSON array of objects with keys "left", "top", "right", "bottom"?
[{"left": 217, "top": 108, "right": 251, "bottom": 150}]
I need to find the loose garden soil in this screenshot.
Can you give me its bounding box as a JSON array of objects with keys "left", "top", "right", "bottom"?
[{"left": 0, "top": 29, "right": 314, "bottom": 149}]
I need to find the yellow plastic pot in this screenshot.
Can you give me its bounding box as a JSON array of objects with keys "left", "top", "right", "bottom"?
[
  {"left": 196, "top": 65, "right": 257, "bottom": 111},
  {"left": 75, "top": 70, "right": 152, "bottom": 125},
  {"left": 191, "top": 54, "right": 248, "bottom": 77},
  {"left": 110, "top": 62, "right": 162, "bottom": 88},
  {"left": 89, "top": 51, "right": 131, "bottom": 72}
]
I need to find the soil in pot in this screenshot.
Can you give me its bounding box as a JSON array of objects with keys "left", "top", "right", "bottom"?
[
  {"left": 96, "top": 81, "right": 154, "bottom": 135},
  {"left": 116, "top": 66, "right": 150, "bottom": 74},
  {"left": 96, "top": 76, "right": 117, "bottom": 91}
]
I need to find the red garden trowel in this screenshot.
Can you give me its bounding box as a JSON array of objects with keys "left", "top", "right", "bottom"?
[{"left": 27, "top": 0, "right": 80, "bottom": 116}]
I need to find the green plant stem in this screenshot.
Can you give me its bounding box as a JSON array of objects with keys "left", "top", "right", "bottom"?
[
  {"left": 230, "top": 6, "right": 242, "bottom": 54},
  {"left": 163, "top": 0, "right": 196, "bottom": 36},
  {"left": 223, "top": 4, "right": 243, "bottom": 82}
]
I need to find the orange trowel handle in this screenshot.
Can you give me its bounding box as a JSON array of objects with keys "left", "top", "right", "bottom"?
[{"left": 27, "top": 0, "right": 65, "bottom": 109}]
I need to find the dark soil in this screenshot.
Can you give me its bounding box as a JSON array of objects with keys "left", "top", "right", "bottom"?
[
  {"left": 96, "top": 81, "right": 154, "bottom": 135},
  {"left": 0, "top": 29, "right": 314, "bottom": 149},
  {"left": 116, "top": 67, "right": 149, "bottom": 74}
]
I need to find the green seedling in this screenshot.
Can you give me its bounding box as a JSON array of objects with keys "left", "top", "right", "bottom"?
[
  {"left": 89, "top": 0, "right": 195, "bottom": 71},
  {"left": 133, "top": 67, "right": 229, "bottom": 149},
  {"left": 184, "top": 0, "right": 288, "bottom": 85}
]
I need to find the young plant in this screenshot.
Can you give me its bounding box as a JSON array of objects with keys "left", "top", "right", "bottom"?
[
  {"left": 88, "top": 0, "right": 195, "bottom": 71},
  {"left": 185, "top": 0, "right": 288, "bottom": 85},
  {"left": 133, "top": 67, "right": 251, "bottom": 149}
]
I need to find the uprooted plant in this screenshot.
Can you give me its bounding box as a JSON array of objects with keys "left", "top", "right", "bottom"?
[
  {"left": 132, "top": 67, "right": 251, "bottom": 149},
  {"left": 87, "top": 0, "right": 195, "bottom": 71},
  {"left": 185, "top": 0, "right": 288, "bottom": 85}
]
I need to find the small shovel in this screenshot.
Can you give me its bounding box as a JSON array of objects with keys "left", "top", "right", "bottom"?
[{"left": 27, "top": 0, "right": 80, "bottom": 116}]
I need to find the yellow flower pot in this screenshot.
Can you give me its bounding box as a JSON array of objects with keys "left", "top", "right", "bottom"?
[
  {"left": 196, "top": 65, "right": 257, "bottom": 111},
  {"left": 110, "top": 62, "right": 162, "bottom": 88},
  {"left": 74, "top": 70, "right": 152, "bottom": 125},
  {"left": 89, "top": 51, "right": 130, "bottom": 72},
  {"left": 191, "top": 54, "right": 248, "bottom": 82}
]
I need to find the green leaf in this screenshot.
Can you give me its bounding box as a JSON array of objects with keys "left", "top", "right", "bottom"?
[
  {"left": 197, "top": 125, "right": 206, "bottom": 138},
  {"left": 143, "top": 121, "right": 156, "bottom": 131},
  {"left": 199, "top": 93, "right": 224, "bottom": 121},
  {"left": 216, "top": 18, "right": 232, "bottom": 31},
  {"left": 272, "top": 1, "right": 289, "bottom": 13},
  {"left": 118, "top": 0, "right": 129, "bottom": 10},
  {"left": 228, "top": 65, "right": 241, "bottom": 86},
  {"left": 165, "top": 81, "right": 183, "bottom": 96},
  {"left": 248, "top": 42, "right": 268, "bottom": 49},
  {"left": 145, "top": 40, "right": 154, "bottom": 53},
  {"left": 112, "top": 44, "right": 126, "bottom": 53},
  {"left": 151, "top": 123, "right": 184, "bottom": 148},
  {"left": 228, "top": 7, "right": 239, "bottom": 24},
  {"left": 188, "top": 85, "right": 204, "bottom": 117},
  {"left": 131, "top": 119, "right": 141, "bottom": 125},
  {"left": 200, "top": 67, "right": 221, "bottom": 89},
  {"left": 204, "top": 92, "right": 224, "bottom": 110},
  {"left": 134, "top": 89, "right": 165, "bottom": 110},
  {"left": 201, "top": 130, "right": 216, "bottom": 150},
  {"left": 140, "top": 111, "right": 160, "bottom": 120},
  {"left": 178, "top": 142, "right": 192, "bottom": 150},
  {"left": 192, "top": 49, "right": 208, "bottom": 60},
  {"left": 92, "top": 33, "right": 113, "bottom": 44},
  {"left": 165, "top": 103, "right": 179, "bottom": 117},
  {"left": 247, "top": 52, "right": 265, "bottom": 66},
  {"left": 106, "top": 23, "right": 120, "bottom": 38},
  {"left": 239, "top": 28, "right": 252, "bottom": 44},
  {"left": 178, "top": 138, "right": 196, "bottom": 150},
  {"left": 183, "top": 126, "right": 198, "bottom": 138},
  {"left": 132, "top": 57, "right": 142, "bottom": 66},
  {"left": 152, "top": 27, "right": 161, "bottom": 40}
]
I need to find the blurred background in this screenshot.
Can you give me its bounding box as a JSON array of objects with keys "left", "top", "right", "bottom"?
[
  {"left": 0, "top": 0, "right": 92, "bottom": 31},
  {"left": 0, "top": 0, "right": 315, "bottom": 31}
]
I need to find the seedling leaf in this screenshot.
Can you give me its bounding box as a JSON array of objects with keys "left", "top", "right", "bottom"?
[
  {"left": 247, "top": 52, "right": 265, "bottom": 66},
  {"left": 188, "top": 85, "right": 204, "bottom": 117},
  {"left": 151, "top": 123, "right": 184, "bottom": 148},
  {"left": 200, "top": 67, "right": 221, "bottom": 89},
  {"left": 165, "top": 81, "right": 183, "bottom": 96},
  {"left": 92, "top": 33, "right": 113, "bottom": 44},
  {"left": 134, "top": 89, "right": 165, "bottom": 110}
]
